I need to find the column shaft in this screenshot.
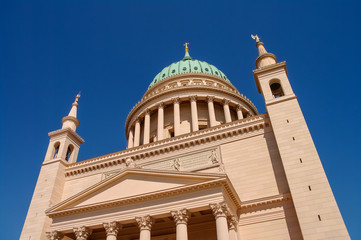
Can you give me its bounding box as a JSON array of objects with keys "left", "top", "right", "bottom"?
[
  {"left": 143, "top": 110, "right": 150, "bottom": 144},
  {"left": 236, "top": 105, "right": 244, "bottom": 120},
  {"left": 139, "top": 229, "right": 151, "bottom": 240},
  {"left": 223, "top": 99, "right": 231, "bottom": 123},
  {"left": 157, "top": 103, "right": 164, "bottom": 141},
  {"left": 127, "top": 129, "right": 134, "bottom": 148},
  {"left": 190, "top": 96, "right": 199, "bottom": 131},
  {"left": 176, "top": 223, "right": 188, "bottom": 240},
  {"left": 134, "top": 119, "right": 141, "bottom": 147},
  {"left": 229, "top": 228, "right": 237, "bottom": 240},
  {"left": 173, "top": 98, "right": 180, "bottom": 136},
  {"left": 216, "top": 216, "right": 230, "bottom": 240},
  {"left": 207, "top": 96, "right": 217, "bottom": 127}
]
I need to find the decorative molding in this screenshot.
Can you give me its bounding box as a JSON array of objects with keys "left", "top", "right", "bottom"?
[
  {"left": 103, "top": 221, "right": 121, "bottom": 236},
  {"left": 240, "top": 193, "right": 292, "bottom": 212},
  {"left": 227, "top": 215, "right": 238, "bottom": 230},
  {"left": 135, "top": 215, "right": 154, "bottom": 230},
  {"left": 158, "top": 102, "right": 165, "bottom": 109},
  {"left": 171, "top": 158, "right": 181, "bottom": 171},
  {"left": 73, "top": 226, "right": 92, "bottom": 239},
  {"left": 210, "top": 201, "right": 230, "bottom": 218},
  {"left": 65, "top": 114, "right": 269, "bottom": 177},
  {"left": 172, "top": 97, "right": 181, "bottom": 104},
  {"left": 46, "top": 230, "right": 64, "bottom": 240},
  {"left": 208, "top": 149, "right": 218, "bottom": 164},
  {"left": 189, "top": 95, "right": 197, "bottom": 102},
  {"left": 206, "top": 96, "right": 215, "bottom": 103},
  {"left": 222, "top": 98, "right": 230, "bottom": 106},
  {"left": 171, "top": 208, "right": 191, "bottom": 225}
]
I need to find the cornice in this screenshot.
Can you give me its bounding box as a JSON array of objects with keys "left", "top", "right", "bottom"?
[
  {"left": 48, "top": 128, "right": 85, "bottom": 144},
  {"left": 239, "top": 193, "right": 292, "bottom": 212},
  {"left": 65, "top": 114, "right": 269, "bottom": 177}
]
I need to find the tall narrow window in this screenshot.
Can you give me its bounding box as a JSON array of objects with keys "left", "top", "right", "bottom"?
[
  {"left": 53, "top": 143, "right": 60, "bottom": 159},
  {"left": 65, "top": 145, "right": 73, "bottom": 161},
  {"left": 270, "top": 80, "right": 284, "bottom": 98}
]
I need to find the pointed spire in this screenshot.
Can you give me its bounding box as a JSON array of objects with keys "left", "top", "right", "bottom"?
[
  {"left": 67, "top": 93, "right": 81, "bottom": 118},
  {"left": 62, "top": 93, "right": 81, "bottom": 131},
  {"left": 251, "top": 35, "right": 277, "bottom": 69},
  {"left": 183, "top": 42, "right": 193, "bottom": 60}
]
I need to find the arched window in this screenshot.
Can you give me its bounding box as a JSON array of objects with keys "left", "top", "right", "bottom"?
[
  {"left": 269, "top": 79, "right": 284, "bottom": 98},
  {"left": 65, "top": 145, "right": 74, "bottom": 161},
  {"left": 53, "top": 142, "right": 60, "bottom": 159}
]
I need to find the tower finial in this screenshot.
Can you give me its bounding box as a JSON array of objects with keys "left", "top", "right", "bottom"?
[
  {"left": 251, "top": 34, "right": 260, "bottom": 43},
  {"left": 182, "top": 42, "right": 192, "bottom": 60},
  {"left": 252, "top": 35, "right": 277, "bottom": 69},
  {"left": 184, "top": 42, "right": 189, "bottom": 52},
  {"left": 62, "top": 93, "right": 81, "bottom": 131}
]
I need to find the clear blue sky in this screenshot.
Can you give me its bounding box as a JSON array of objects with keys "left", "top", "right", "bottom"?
[{"left": 1, "top": 0, "right": 360, "bottom": 239}]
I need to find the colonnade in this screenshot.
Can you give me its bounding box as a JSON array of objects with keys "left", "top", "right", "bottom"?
[
  {"left": 46, "top": 202, "right": 239, "bottom": 240},
  {"left": 127, "top": 95, "right": 251, "bottom": 148}
]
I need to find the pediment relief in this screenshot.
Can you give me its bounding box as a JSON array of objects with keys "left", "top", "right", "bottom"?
[{"left": 46, "top": 169, "right": 240, "bottom": 217}]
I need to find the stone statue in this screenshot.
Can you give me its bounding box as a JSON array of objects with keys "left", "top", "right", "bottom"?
[
  {"left": 209, "top": 150, "right": 218, "bottom": 164},
  {"left": 251, "top": 34, "right": 260, "bottom": 43}
]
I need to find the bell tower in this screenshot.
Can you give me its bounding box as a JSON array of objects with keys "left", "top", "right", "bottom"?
[
  {"left": 20, "top": 94, "right": 84, "bottom": 240},
  {"left": 252, "top": 35, "right": 349, "bottom": 239}
]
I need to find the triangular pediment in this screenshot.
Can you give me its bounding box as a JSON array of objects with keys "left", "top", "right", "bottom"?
[{"left": 46, "top": 168, "right": 231, "bottom": 217}]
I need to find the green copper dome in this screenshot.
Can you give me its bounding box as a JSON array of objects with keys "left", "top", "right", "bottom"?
[{"left": 149, "top": 51, "right": 230, "bottom": 89}]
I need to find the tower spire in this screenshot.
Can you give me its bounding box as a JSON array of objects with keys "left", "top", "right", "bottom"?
[
  {"left": 183, "top": 42, "right": 193, "bottom": 60},
  {"left": 251, "top": 35, "right": 277, "bottom": 69},
  {"left": 62, "top": 93, "right": 81, "bottom": 131}
]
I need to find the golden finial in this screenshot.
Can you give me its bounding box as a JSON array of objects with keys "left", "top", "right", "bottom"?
[
  {"left": 184, "top": 42, "right": 189, "bottom": 52},
  {"left": 251, "top": 34, "right": 260, "bottom": 43}
]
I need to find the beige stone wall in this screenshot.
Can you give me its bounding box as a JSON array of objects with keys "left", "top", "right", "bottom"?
[
  {"left": 20, "top": 160, "right": 66, "bottom": 240},
  {"left": 220, "top": 131, "right": 289, "bottom": 201}
]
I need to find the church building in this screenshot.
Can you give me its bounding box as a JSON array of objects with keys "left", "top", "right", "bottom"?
[{"left": 20, "top": 37, "right": 350, "bottom": 240}]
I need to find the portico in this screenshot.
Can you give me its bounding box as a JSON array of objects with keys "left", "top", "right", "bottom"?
[{"left": 45, "top": 169, "right": 241, "bottom": 240}]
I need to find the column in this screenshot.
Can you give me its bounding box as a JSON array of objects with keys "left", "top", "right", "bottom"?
[
  {"left": 227, "top": 216, "right": 238, "bottom": 240},
  {"left": 133, "top": 118, "right": 141, "bottom": 147},
  {"left": 236, "top": 105, "right": 244, "bottom": 120},
  {"left": 210, "top": 202, "right": 230, "bottom": 240},
  {"left": 157, "top": 102, "right": 164, "bottom": 141},
  {"left": 46, "top": 231, "right": 64, "bottom": 240},
  {"left": 143, "top": 109, "right": 151, "bottom": 144},
  {"left": 171, "top": 209, "right": 191, "bottom": 240},
  {"left": 190, "top": 96, "right": 199, "bottom": 132},
  {"left": 103, "top": 221, "right": 121, "bottom": 240},
  {"left": 127, "top": 128, "right": 134, "bottom": 148},
  {"left": 173, "top": 97, "right": 181, "bottom": 136},
  {"left": 207, "top": 96, "right": 217, "bottom": 127},
  {"left": 73, "top": 226, "right": 92, "bottom": 240},
  {"left": 136, "top": 215, "right": 154, "bottom": 240},
  {"left": 222, "top": 99, "right": 232, "bottom": 123}
]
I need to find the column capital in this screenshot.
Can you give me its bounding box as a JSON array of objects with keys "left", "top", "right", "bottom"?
[
  {"left": 136, "top": 215, "right": 154, "bottom": 231},
  {"left": 210, "top": 201, "right": 230, "bottom": 218},
  {"left": 158, "top": 102, "right": 165, "bottom": 109},
  {"left": 171, "top": 208, "right": 191, "bottom": 225},
  {"left": 46, "top": 231, "right": 64, "bottom": 240},
  {"left": 135, "top": 117, "right": 141, "bottom": 123},
  {"left": 189, "top": 95, "right": 197, "bottom": 102},
  {"left": 172, "top": 97, "right": 181, "bottom": 104},
  {"left": 103, "top": 221, "right": 121, "bottom": 236},
  {"left": 144, "top": 108, "right": 151, "bottom": 115},
  {"left": 236, "top": 104, "right": 243, "bottom": 111},
  {"left": 73, "top": 226, "right": 92, "bottom": 239},
  {"left": 227, "top": 215, "right": 238, "bottom": 230},
  {"left": 222, "top": 98, "right": 230, "bottom": 106},
  {"left": 207, "top": 96, "right": 215, "bottom": 103}
]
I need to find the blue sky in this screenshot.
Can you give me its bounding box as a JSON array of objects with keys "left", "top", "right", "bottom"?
[{"left": 0, "top": 0, "right": 360, "bottom": 239}]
